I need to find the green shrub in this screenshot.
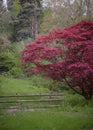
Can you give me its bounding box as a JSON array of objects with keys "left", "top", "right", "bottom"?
[
  {"left": 0, "top": 53, "right": 15, "bottom": 73},
  {"left": 0, "top": 34, "right": 10, "bottom": 53},
  {"left": 0, "top": 41, "right": 25, "bottom": 77},
  {"left": 9, "top": 66, "right": 23, "bottom": 77}
]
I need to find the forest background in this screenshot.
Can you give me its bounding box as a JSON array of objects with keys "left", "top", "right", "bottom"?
[{"left": 0, "top": 0, "right": 93, "bottom": 77}]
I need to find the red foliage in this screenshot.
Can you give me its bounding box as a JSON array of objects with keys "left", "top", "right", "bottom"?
[{"left": 21, "top": 20, "right": 93, "bottom": 100}]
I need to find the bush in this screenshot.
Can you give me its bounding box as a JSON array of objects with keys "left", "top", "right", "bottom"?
[
  {"left": 0, "top": 34, "right": 10, "bottom": 54},
  {"left": 0, "top": 53, "right": 15, "bottom": 74},
  {"left": 9, "top": 66, "right": 23, "bottom": 77}
]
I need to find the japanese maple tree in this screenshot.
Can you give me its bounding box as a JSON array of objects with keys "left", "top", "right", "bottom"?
[{"left": 21, "top": 20, "right": 93, "bottom": 100}]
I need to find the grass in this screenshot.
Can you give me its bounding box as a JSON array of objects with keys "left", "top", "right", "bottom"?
[
  {"left": 0, "top": 76, "right": 93, "bottom": 130},
  {"left": 0, "top": 110, "right": 93, "bottom": 130},
  {"left": 0, "top": 75, "right": 51, "bottom": 95}
]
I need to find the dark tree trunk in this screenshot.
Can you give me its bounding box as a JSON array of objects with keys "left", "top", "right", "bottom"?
[
  {"left": 86, "top": 0, "right": 91, "bottom": 17},
  {"left": 33, "top": 0, "right": 38, "bottom": 39}
]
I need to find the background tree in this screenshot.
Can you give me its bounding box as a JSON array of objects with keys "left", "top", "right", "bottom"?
[
  {"left": 22, "top": 20, "right": 93, "bottom": 100},
  {"left": 11, "top": 0, "right": 42, "bottom": 41},
  {"left": 0, "top": 0, "right": 9, "bottom": 16},
  {"left": 40, "top": 0, "right": 93, "bottom": 34},
  {"left": 0, "top": 0, "right": 43, "bottom": 41}
]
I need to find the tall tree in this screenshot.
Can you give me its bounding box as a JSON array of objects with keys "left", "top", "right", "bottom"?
[
  {"left": 2, "top": 0, "right": 8, "bottom": 10},
  {"left": 86, "top": 0, "right": 91, "bottom": 17},
  {"left": 11, "top": 0, "right": 42, "bottom": 41},
  {"left": 0, "top": 0, "right": 8, "bottom": 16}
]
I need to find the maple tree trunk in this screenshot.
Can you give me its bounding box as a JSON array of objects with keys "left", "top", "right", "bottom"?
[
  {"left": 81, "top": 86, "right": 92, "bottom": 100},
  {"left": 83, "top": 93, "right": 92, "bottom": 100},
  {"left": 64, "top": 78, "right": 92, "bottom": 100}
]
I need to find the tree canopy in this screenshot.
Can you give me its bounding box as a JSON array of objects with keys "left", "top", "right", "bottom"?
[{"left": 22, "top": 20, "right": 93, "bottom": 100}]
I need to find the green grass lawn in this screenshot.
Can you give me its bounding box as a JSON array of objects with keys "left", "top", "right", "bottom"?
[
  {"left": 0, "top": 76, "right": 93, "bottom": 130},
  {"left": 0, "top": 75, "right": 51, "bottom": 95},
  {"left": 0, "top": 110, "right": 93, "bottom": 130}
]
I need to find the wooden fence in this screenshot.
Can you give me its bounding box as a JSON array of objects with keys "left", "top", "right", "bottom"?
[{"left": 0, "top": 93, "right": 64, "bottom": 110}]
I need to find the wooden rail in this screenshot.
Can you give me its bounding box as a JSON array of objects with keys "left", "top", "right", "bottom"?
[
  {"left": 0, "top": 93, "right": 63, "bottom": 98},
  {"left": 0, "top": 93, "right": 64, "bottom": 109},
  {"left": 0, "top": 98, "right": 64, "bottom": 103}
]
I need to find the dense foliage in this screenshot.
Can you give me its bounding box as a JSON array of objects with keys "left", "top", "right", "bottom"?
[{"left": 22, "top": 20, "right": 93, "bottom": 100}]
